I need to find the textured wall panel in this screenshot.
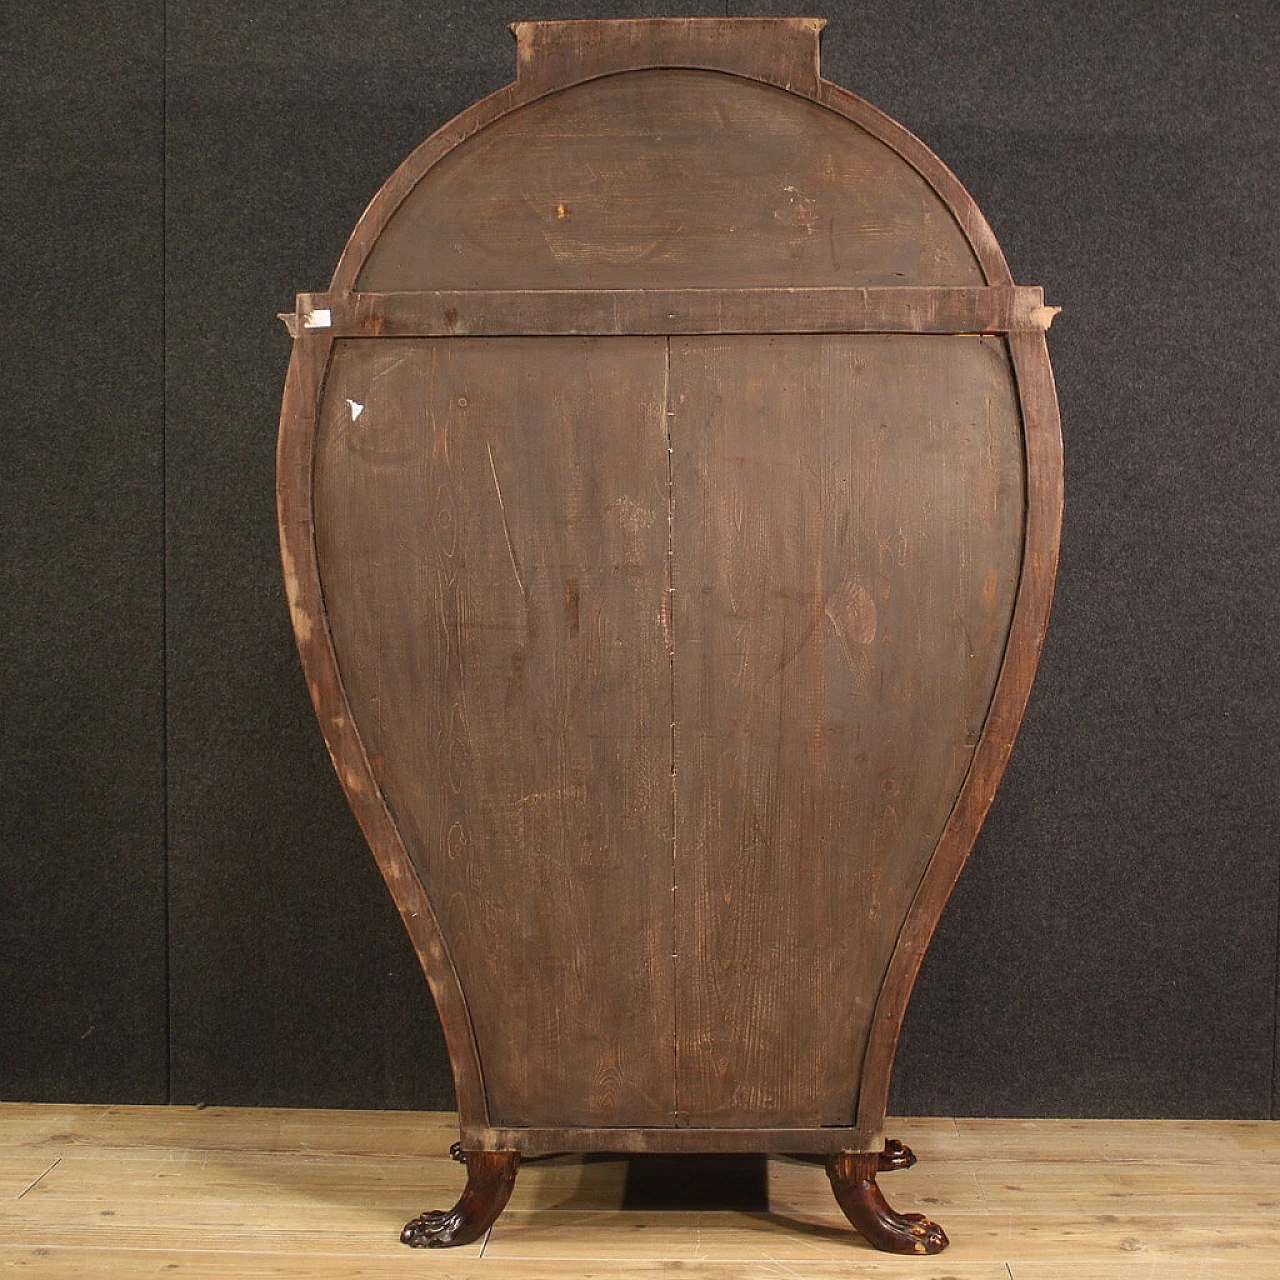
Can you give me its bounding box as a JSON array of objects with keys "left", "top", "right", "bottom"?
[{"left": 0, "top": 1, "right": 167, "bottom": 1103}]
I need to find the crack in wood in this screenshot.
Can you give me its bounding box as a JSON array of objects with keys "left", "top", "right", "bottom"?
[
  {"left": 15, "top": 1159, "right": 61, "bottom": 1200},
  {"left": 486, "top": 441, "right": 528, "bottom": 602}
]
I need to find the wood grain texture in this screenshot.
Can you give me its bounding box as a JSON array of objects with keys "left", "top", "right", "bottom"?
[
  {"left": 311, "top": 337, "right": 673, "bottom": 1129},
  {"left": 354, "top": 70, "right": 985, "bottom": 292},
  {"left": 814, "top": 79, "right": 1013, "bottom": 288},
  {"left": 277, "top": 331, "right": 488, "bottom": 1127},
  {"left": 292, "top": 286, "right": 1053, "bottom": 339},
  {"left": 670, "top": 335, "right": 1024, "bottom": 1128},
  {"left": 279, "top": 19, "right": 1064, "bottom": 1177},
  {"left": 462, "top": 1126, "right": 875, "bottom": 1156},
  {"left": 512, "top": 18, "right": 826, "bottom": 96},
  {"left": 5, "top": 1106, "right": 1279, "bottom": 1277}
]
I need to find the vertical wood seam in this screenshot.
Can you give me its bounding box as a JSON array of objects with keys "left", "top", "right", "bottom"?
[{"left": 664, "top": 335, "right": 680, "bottom": 1126}]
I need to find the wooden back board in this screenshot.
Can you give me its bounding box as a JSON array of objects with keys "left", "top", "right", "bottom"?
[{"left": 278, "top": 18, "right": 1063, "bottom": 1162}]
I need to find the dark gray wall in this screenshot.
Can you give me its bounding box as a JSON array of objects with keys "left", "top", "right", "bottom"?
[
  {"left": 2, "top": 1, "right": 167, "bottom": 1103},
  {"left": 4, "top": 0, "right": 1277, "bottom": 1119}
]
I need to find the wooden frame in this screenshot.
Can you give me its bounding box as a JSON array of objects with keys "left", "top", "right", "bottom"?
[
  {"left": 277, "top": 18, "right": 1062, "bottom": 1256},
  {"left": 285, "top": 286, "right": 1057, "bottom": 338}
]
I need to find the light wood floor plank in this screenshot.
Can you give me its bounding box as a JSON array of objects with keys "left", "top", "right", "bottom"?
[
  {"left": 482, "top": 1206, "right": 1280, "bottom": 1261},
  {"left": 0, "top": 1104, "right": 113, "bottom": 1148},
  {"left": 13, "top": 1149, "right": 630, "bottom": 1214},
  {"left": 0, "top": 1250, "right": 1011, "bottom": 1279},
  {"left": 0, "top": 1220, "right": 484, "bottom": 1259},
  {"left": 953, "top": 1116, "right": 1278, "bottom": 1161},
  {"left": 0, "top": 1103, "right": 456, "bottom": 1161},
  {"left": 768, "top": 1153, "right": 982, "bottom": 1213},
  {"left": 1012, "top": 1266, "right": 1280, "bottom": 1280},
  {"left": 2, "top": 1105, "right": 1276, "bottom": 1275},
  {"left": 0, "top": 1157, "right": 64, "bottom": 1202}
]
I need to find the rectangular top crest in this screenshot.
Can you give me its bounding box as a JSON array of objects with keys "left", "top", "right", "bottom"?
[{"left": 510, "top": 18, "right": 825, "bottom": 95}]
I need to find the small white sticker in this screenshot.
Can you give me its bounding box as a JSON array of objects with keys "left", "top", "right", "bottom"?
[
  {"left": 346, "top": 399, "right": 364, "bottom": 422},
  {"left": 303, "top": 308, "right": 332, "bottom": 329}
]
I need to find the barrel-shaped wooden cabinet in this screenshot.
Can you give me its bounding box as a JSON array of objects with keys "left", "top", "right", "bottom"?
[{"left": 277, "top": 18, "right": 1062, "bottom": 1255}]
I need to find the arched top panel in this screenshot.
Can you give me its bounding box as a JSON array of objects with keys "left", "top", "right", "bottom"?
[{"left": 353, "top": 69, "right": 986, "bottom": 292}]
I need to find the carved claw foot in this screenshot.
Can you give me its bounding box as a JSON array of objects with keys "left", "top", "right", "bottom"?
[
  {"left": 401, "top": 1149, "right": 519, "bottom": 1248},
  {"left": 877, "top": 1138, "right": 917, "bottom": 1172},
  {"left": 826, "top": 1149, "right": 948, "bottom": 1255},
  {"left": 401, "top": 1205, "right": 469, "bottom": 1248}
]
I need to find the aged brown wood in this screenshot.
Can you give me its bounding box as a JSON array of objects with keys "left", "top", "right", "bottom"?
[
  {"left": 276, "top": 16, "right": 1063, "bottom": 1256},
  {"left": 312, "top": 336, "right": 675, "bottom": 1129},
  {"left": 826, "top": 1149, "right": 949, "bottom": 1255},
  {"left": 344, "top": 66, "right": 987, "bottom": 292},
  {"left": 292, "top": 286, "right": 1056, "bottom": 338},
  {"left": 670, "top": 333, "right": 1024, "bottom": 1130},
  {"left": 276, "top": 328, "right": 489, "bottom": 1127},
  {"left": 462, "top": 1125, "right": 870, "bottom": 1157},
  {"left": 401, "top": 1149, "right": 519, "bottom": 1248},
  {"left": 855, "top": 326, "right": 1064, "bottom": 1138},
  {"left": 511, "top": 17, "right": 826, "bottom": 96},
  {"left": 877, "top": 1138, "right": 917, "bottom": 1172}
]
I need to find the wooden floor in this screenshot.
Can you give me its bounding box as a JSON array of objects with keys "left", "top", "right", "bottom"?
[{"left": 0, "top": 1105, "right": 1276, "bottom": 1277}]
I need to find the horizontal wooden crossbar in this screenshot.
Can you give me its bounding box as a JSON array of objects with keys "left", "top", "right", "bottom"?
[
  {"left": 461, "top": 1124, "right": 881, "bottom": 1155},
  {"left": 283, "top": 286, "right": 1058, "bottom": 338}
]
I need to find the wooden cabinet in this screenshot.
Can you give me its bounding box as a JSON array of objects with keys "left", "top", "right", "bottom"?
[{"left": 277, "top": 18, "right": 1062, "bottom": 1255}]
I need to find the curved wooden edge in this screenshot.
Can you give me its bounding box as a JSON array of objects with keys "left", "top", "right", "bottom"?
[
  {"left": 329, "top": 77, "right": 524, "bottom": 293},
  {"left": 813, "top": 80, "right": 1014, "bottom": 287},
  {"left": 855, "top": 329, "right": 1064, "bottom": 1135},
  {"left": 311, "top": 22, "right": 1055, "bottom": 1140},
  {"left": 275, "top": 330, "right": 489, "bottom": 1127},
  {"left": 329, "top": 31, "right": 1016, "bottom": 294}
]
